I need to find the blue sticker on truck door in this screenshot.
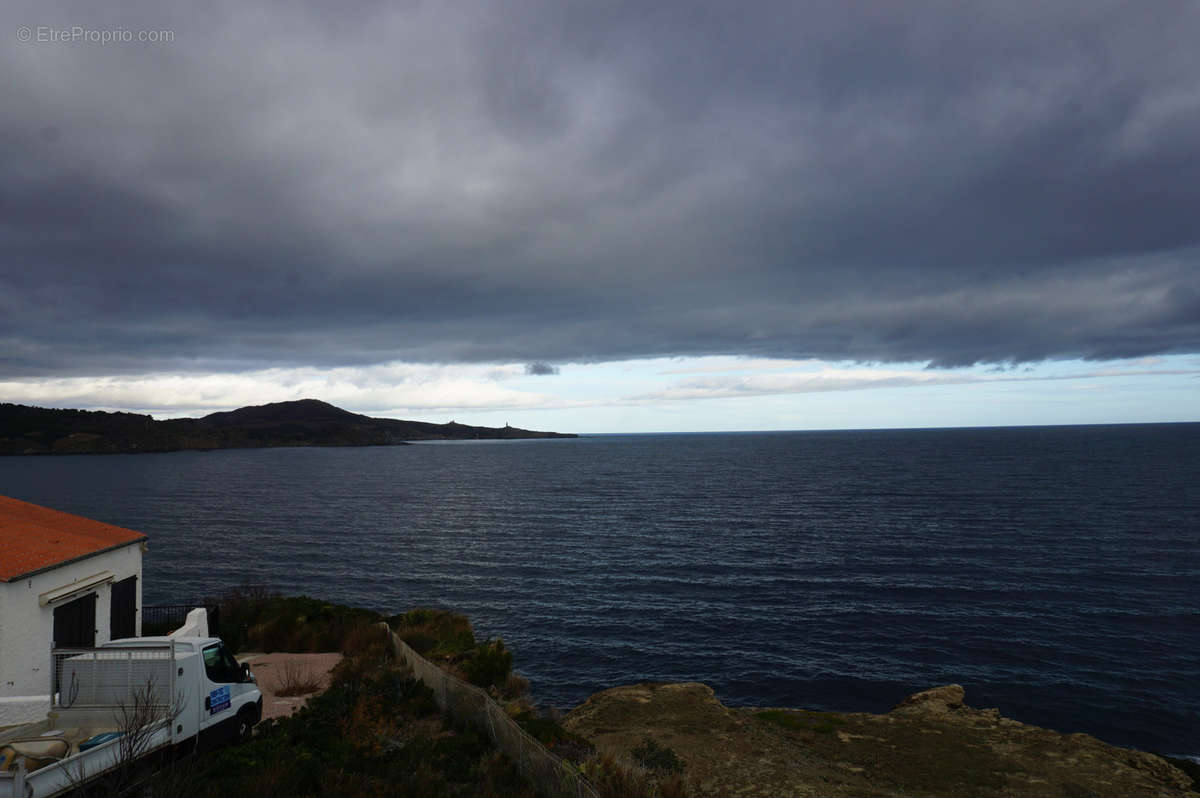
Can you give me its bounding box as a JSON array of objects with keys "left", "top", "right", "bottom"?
[{"left": 209, "top": 685, "right": 231, "bottom": 714}]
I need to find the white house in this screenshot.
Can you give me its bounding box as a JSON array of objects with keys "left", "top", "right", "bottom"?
[{"left": 0, "top": 494, "right": 146, "bottom": 726}]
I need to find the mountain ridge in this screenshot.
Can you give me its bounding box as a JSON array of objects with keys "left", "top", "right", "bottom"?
[{"left": 0, "top": 399, "right": 575, "bottom": 455}]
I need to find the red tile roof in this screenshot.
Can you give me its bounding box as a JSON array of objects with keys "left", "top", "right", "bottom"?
[{"left": 0, "top": 495, "right": 146, "bottom": 582}]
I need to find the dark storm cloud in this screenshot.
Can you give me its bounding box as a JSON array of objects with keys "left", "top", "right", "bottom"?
[
  {"left": 3, "top": 0, "right": 1199, "bottom": 377},
  {"left": 525, "top": 362, "right": 560, "bottom": 376}
]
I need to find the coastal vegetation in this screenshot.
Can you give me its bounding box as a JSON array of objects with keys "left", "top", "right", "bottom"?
[
  {"left": 755, "top": 708, "right": 844, "bottom": 734},
  {"left": 154, "top": 588, "right": 688, "bottom": 798},
  {"left": 214, "top": 588, "right": 385, "bottom": 654},
  {"left": 151, "top": 627, "right": 538, "bottom": 798}
]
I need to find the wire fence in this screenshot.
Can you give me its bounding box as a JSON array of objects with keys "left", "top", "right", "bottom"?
[{"left": 379, "top": 624, "right": 600, "bottom": 798}]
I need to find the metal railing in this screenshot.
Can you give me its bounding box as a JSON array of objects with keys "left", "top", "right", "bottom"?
[{"left": 141, "top": 603, "right": 221, "bottom": 637}]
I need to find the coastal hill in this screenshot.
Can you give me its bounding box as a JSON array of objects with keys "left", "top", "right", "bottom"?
[{"left": 0, "top": 398, "right": 575, "bottom": 455}]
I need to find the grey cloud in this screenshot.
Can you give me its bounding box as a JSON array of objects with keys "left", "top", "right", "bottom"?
[
  {"left": 2, "top": 0, "right": 1199, "bottom": 378},
  {"left": 525, "top": 362, "right": 560, "bottom": 376}
]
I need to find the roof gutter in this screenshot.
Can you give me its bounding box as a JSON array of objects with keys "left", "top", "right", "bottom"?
[{"left": 2, "top": 538, "right": 146, "bottom": 584}]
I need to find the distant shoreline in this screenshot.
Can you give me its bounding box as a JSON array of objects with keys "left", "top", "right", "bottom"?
[{"left": 0, "top": 398, "right": 575, "bottom": 456}]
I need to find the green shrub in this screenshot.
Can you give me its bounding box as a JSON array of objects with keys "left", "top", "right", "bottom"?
[
  {"left": 464, "top": 638, "right": 513, "bottom": 689},
  {"left": 631, "top": 737, "right": 685, "bottom": 775},
  {"left": 756, "top": 709, "right": 844, "bottom": 734},
  {"left": 389, "top": 607, "right": 477, "bottom": 657},
  {"left": 213, "top": 588, "right": 383, "bottom": 654}
]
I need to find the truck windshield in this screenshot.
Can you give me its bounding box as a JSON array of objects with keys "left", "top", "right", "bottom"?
[{"left": 202, "top": 643, "right": 243, "bottom": 683}]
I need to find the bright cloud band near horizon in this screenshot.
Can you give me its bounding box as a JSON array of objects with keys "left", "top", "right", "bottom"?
[{"left": 1, "top": 356, "right": 1195, "bottom": 434}]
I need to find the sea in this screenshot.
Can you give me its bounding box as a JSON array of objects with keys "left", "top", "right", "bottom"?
[{"left": 3, "top": 423, "right": 1197, "bottom": 759}]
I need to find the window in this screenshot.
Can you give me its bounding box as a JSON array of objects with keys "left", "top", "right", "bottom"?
[{"left": 202, "top": 643, "right": 243, "bottom": 684}]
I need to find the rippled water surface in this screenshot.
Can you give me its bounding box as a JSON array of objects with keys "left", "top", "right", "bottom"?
[{"left": 4, "top": 424, "right": 1198, "bottom": 756}]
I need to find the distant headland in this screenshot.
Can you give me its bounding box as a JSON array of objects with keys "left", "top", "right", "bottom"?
[{"left": 0, "top": 398, "right": 576, "bottom": 455}]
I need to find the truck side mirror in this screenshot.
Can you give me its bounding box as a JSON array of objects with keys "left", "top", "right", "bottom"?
[{"left": 242, "top": 662, "right": 252, "bottom": 682}]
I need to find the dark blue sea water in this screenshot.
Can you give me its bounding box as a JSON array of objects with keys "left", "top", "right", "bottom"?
[{"left": 3, "top": 424, "right": 1198, "bottom": 758}]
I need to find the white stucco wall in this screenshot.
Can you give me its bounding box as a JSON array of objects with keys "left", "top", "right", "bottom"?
[{"left": 0, "top": 543, "right": 143, "bottom": 726}]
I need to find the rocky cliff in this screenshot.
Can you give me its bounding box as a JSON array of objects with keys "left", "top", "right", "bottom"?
[{"left": 564, "top": 682, "right": 1196, "bottom": 797}]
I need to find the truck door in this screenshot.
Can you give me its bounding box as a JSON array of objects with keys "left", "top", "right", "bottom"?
[{"left": 199, "top": 643, "right": 251, "bottom": 736}]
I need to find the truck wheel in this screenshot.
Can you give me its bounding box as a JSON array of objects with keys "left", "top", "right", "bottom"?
[{"left": 234, "top": 708, "right": 256, "bottom": 744}]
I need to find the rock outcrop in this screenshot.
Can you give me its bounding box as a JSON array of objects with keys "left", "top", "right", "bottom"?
[
  {"left": 564, "top": 682, "right": 1195, "bottom": 797},
  {"left": 890, "top": 682, "right": 965, "bottom": 715}
]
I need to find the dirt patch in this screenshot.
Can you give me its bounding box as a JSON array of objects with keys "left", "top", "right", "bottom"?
[{"left": 240, "top": 652, "right": 343, "bottom": 720}]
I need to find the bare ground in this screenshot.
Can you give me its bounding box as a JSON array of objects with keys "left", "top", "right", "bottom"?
[{"left": 238, "top": 652, "right": 343, "bottom": 720}]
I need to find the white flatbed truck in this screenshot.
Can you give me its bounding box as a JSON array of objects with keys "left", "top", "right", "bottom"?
[{"left": 0, "top": 636, "right": 262, "bottom": 798}]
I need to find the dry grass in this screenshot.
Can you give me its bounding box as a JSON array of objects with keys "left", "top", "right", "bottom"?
[
  {"left": 582, "top": 753, "right": 691, "bottom": 798},
  {"left": 340, "top": 624, "right": 392, "bottom": 658},
  {"left": 246, "top": 652, "right": 342, "bottom": 720},
  {"left": 274, "top": 660, "right": 323, "bottom": 697}
]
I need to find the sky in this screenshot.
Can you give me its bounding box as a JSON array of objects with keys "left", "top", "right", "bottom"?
[{"left": 3, "top": 1, "right": 1198, "bottom": 433}]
